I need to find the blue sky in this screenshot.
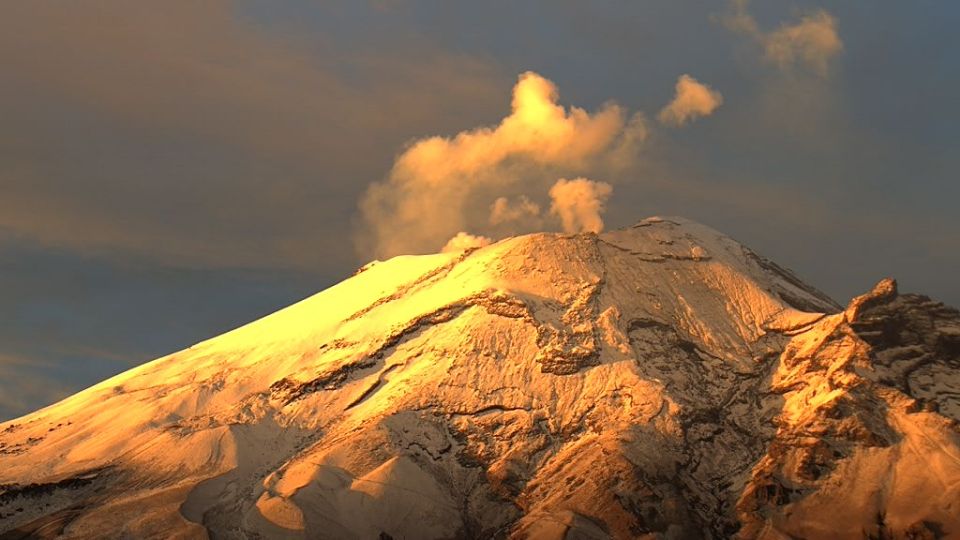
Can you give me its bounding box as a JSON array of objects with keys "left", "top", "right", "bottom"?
[{"left": 1, "top": 1, "right": 958, "bottom": 420}]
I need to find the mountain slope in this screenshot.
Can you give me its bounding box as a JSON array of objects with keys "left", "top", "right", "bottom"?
[{"left": 1, "top": 217, "right": 957, "bottom": 539}]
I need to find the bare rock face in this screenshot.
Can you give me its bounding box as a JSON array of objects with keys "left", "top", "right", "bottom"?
[
  {"left": 0, "top": 217, "right": 957, "bottom": 540},
  {"left": 737, "top": 279, "right": 960, "bottom": 538}
]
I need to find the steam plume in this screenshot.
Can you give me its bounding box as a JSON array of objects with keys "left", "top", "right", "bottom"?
[
  {"left": 441, "top": 232, "right": 492, "bottom": 253},
  {"left": 358, "top": 72, "right": 646, "bottom": 258},
  {"left": 549, "top": 178, "right": 613, "bottom": 234}
]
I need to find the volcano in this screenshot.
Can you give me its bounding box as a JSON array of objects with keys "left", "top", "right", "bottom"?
[{"left": 1, "top": 217, "right": 958, "bottom": 539}]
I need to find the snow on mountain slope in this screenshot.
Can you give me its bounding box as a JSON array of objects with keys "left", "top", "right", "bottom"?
[{"left": 1, "top": 217, "right": 957, "bottom": 539}]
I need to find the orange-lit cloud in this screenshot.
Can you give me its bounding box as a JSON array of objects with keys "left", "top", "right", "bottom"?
[
  {"left": 490, "top": 196, "right": 542, "bottom": 226},
  {"left": 441, "top": 232, "right": 492, "bottom": 253},
  {"left": 358, "top": 72, "right": 647, "bottom": 258},
  {"left": 764, "top": 11, "right": 842, "bottom": 75},
  {"left": 725, "top": 1, "right": 842, "bottom": 76},
  {"left": 549, "top": 178, "right": 613, "bottom": 234},
  {"left": 658, "top": 75, "right": 723, "bottom": 127}
]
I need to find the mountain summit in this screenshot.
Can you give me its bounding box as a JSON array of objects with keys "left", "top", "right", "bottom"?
[{"left": 1, "top": 217, "right": 958, "bottom": 539}]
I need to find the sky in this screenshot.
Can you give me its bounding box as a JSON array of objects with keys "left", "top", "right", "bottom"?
[{"left": 1, "top": 1, "right": 958, "bottom": 421}]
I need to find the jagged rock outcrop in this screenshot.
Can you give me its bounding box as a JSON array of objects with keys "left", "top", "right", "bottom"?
[
  {"left": 738, "top": 279, "right": 960, "bottom": 539},
  {"left": 0, "top": 217, "right": 957, "bottom": 539}
]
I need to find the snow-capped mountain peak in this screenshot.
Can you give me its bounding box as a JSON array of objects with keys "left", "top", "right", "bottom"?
[{"left": 1, "top": 217, "right": 957, "bottom": 539}]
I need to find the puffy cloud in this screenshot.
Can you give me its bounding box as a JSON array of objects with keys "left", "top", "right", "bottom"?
[
  {"left": 548, "top": 178, "right": 613, "bottom": 234},
  {"left": 724, "top": 1, "right": 842, "bottom": 76},
  {"left": 658, "top": 75, "right": 724, "bottom": 127},
  {"left": 441, "top": 232, "right": 492, "bottom": 253},
  {"left": 358, "top": 71, "right": 647, "bottom": 258}
]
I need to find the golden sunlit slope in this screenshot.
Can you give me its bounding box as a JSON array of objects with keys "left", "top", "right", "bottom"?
[{"left": 1, "top": 217, "right": 957, "bottom": 539}]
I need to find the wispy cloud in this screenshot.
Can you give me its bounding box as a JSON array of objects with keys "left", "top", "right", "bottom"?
[
  {"left": 0, "top": 1, "right": 506, "bottom": 271},
  {"left": 490, "top": 196, "right": 542, "bottom": 227},
  {"left": 764, "top": 11, "right": 842, "bottom": 76},
  {"left": 723, "top": 0, "right": 842, "bottom": 76}
]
